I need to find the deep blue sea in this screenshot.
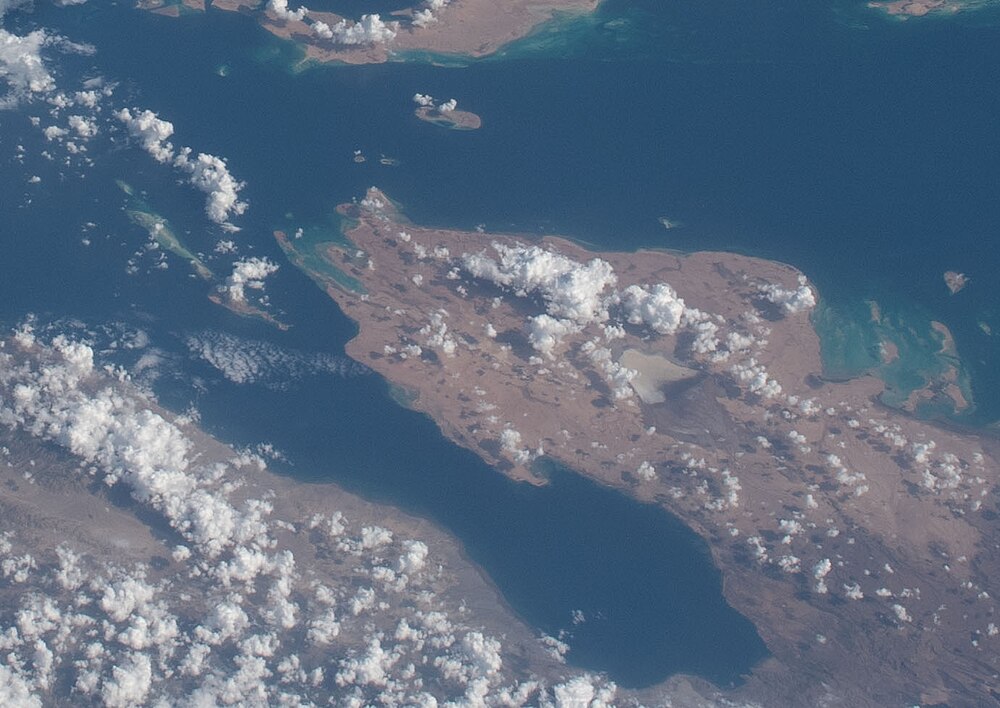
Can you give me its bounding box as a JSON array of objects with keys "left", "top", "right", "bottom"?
[{"left": 2, "top": 0, "right": 1000, "bottom": 688}]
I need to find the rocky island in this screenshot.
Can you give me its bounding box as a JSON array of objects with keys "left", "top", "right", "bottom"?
[
  {"left": 413, "top": 93, "right": 482, "bottom": 130},
  {"left": 276, "top": 188, "right": 1000, "bottom": 706},
  {"left": 944, "top": 269, "right": 970, "bottom": 294},
  {"left": 867, "top": 0, "right": 989, "bottom": 17}
]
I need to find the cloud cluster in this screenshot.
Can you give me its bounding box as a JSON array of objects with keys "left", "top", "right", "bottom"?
[
  {"left": 620, "top": 283, "right": 696, "bottom": 336},
  {"left": 462, "top": 243, "right": 619, "bottom": 357},
  {"left": 528, "top": 314, "right": 580, "bottom": 358},
  {"left": 267, "top": 0, "right": 308, "bottom": 22},
  {"left": 448, "top": 232, "right": 826, "bottom": 408},
  {"left": 116, "top": 108, "right": 247, "bottom": 229},
  {"left": 314, "top": 14, "right": 397, "bottom": 45},
  {"left": 729, "top": 357, "right": 783, "bottom": 399},
  {"left": 463, "top": 242, "right": 617, "bottom": 325},
  {"left": 0, "top": 1, "right": 99, "bottom": 113},
  {"left": 1, "top": 333, "right": 264, "bottom": 557},
  {"left": 0, "top": 330, "right": 631, "bottom": 704},
  {"left": 0, "top": 4, "right": 112, "bottom": 181},
  {"left": 0, "top": 1, "right": 61, "bottom": 106},
  {"left": 759, "top": 275, "right": 816, "bottom": 314},
  {"left": 114, "top": 107, "right": 174, "bottom": 162},
  {"left": 412, "top": 0, "right": 451, "bottom": 28},
  {"left": 219, "top": 257, "right": 279, "bottom": 304},
  {"left": 174, "top": 148, "right": 248, "bottom": 227},
  {"left": 265, "top": 0, "right": 397, "bottom": 46},
  {"left": 0, "top": 27, "right": 54, "bottom": 106},
  {"left": 185, "top": 331, "right": 366, "bottom": 386},
  {"left": 413, "top": 92, "right": 458, "bottom": 113},
  {"left": 459, "top": 241, "right": 720, "bottom": 364}
]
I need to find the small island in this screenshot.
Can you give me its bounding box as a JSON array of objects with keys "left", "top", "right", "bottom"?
[
  {"left": 944, "top": 269, "right": 970, "bottom": 294},
  {"left": 208, "top": 256, "right": 290, "bottom": 331},
  {"left": 138, "top": 0, "right": 206, "bottom": 16},
  {"left": 119, "top": 181, "right": 288, "bottom": 330},
  {"left": 275, "top": 188, "right": 1000, "bottom": 705},
  {"left": 119, "top": 180, "right": 215, "bottom": 281},
  {"left": 867, "top": 0, "right": 967, "bottom": 17},
  {"left": 413, "top": 93, "right": 482, "bottom": 131}
]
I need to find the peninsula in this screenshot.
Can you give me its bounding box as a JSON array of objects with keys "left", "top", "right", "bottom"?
[{"left": 276, "top": 188, "right": 1000, "bottom": 706}]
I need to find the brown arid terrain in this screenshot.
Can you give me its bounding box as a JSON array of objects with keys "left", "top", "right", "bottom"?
[
  {"left": 866, "top": 0, "right": 985, "bottom": 17},
  {"left": 276, "top": 188, "right": 1000, "bottom": 706},
  {"left": 415, "top": 105, "right": 482, "bottom": 131},
  {"left": 139, "top": 0, "right": 601, "bottom": 65}
]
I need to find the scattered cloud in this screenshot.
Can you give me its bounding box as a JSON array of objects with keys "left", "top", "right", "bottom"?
[
  {"left": 759, "top": 275, "right": 816, "bottom": 314},
  {"left": 412, "top": 0, "right": 451, "bottom": 28},
  {"left": 219, "top": 256, "right": 279, "bottom": 303},
  {"left": 116, "top": 108, "right": 247, "bottom": 229},
  {"left": 413, "top": 92, "right": 457, "bottom": 113},
  {"left": 185, "top": 330, "right": 367, "bottom": 386},
  {"left": 267, "top": 0, "right": 307, "bottom": 22},
  {"left": 315, "top": 14, "right": 397, "bottom": 45},
  {"left": 115, "top": 108, "right": 174, "bottom": 162},
  {"left": 0, "top": 28, "right": 53, "bottom": 106},
  {"left": 0, "top": 329, "right": 626, "bottom": 705},
  {"left": 462, "top": 242, "right": 617, "bottom": 325}
]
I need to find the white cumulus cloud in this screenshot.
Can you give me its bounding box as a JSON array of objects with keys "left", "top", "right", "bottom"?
[
  {"left": 321, "top": 14, "right": 398, "bottom": 45},
  {"left": 220, "top": 257, "right": 279, "bottom": 303},
  {"left": 116, "top": 108, "right": 247, "bottom": 228}
]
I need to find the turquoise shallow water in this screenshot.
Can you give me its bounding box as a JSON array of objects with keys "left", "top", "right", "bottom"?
[{"left": 3, "top": 0, "right": 1000, "bottom": 687}]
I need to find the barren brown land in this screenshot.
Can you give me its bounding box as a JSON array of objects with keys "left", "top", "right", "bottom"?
[
  {"left": 945, "top": 270, "right": 970, "bottom": 294},
  {"left": 208, "top": 289, "right": 290, "bottom": 330},
  {"left": 138, "top": 0, "right": 208, "bottom": 17},
  {"left": 868, "top": 0, "right": 962, "bottom": 16},
  {"left": 415, "top": 105, "right": 482, "bottom": 131},
  {"left": 277, "top": 188, "right": 1000, "bottom": 706},
  {"left": 147, "top": 0, "right": 601, "bottom": 65}
]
